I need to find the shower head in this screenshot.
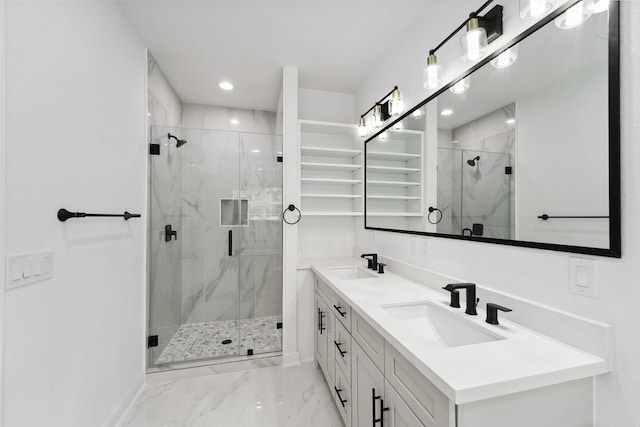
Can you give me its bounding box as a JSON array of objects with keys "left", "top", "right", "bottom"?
[
  {"left": 168, "top": 133, "right": 188, "bottom": 148},
  {"left": 467, "top": 155, "right": 480, "bottom": 166}
]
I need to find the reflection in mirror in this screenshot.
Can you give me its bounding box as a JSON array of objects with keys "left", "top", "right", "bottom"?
[{"left": 365, "top": 2, "right": 619, "bottom": 257}]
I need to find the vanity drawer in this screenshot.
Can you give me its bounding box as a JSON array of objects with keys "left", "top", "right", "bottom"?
[
  {"left": 331, "top": 294, "right": 351, "bottom": 331},
  {"left": 352, "top": 311, "right": 385, "bottom": 373},
  {"left": 334, "top": 319, "right": 352, "bottom": 382},
  {"left": 384, "top": 342, "right": 452, "bottom": 427},
  {"left": 333, "top": 362, "right": 352, "bottom": 427},
  {"left": 316, "top": 277, "right": 335, "bottom": 306}
]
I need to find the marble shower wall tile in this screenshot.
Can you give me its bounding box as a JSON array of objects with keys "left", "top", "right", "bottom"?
[{"left": 182, "top": 104, "right": 278, "bottom": 135}]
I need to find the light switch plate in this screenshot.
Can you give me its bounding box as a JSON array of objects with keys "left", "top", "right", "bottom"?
[
  {"left": 569, "top": 257, "right": 598, "bottom": 298},
  {"left": 6, "top": 252, "right": 53, "bottom": 290}
]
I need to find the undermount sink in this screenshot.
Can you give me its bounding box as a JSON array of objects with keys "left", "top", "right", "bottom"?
[
  {"left": 381, "top": 301, "right": 504, "bottom": 347},
  {"left": 327, "top": 266, "right": 380, "bottom": 280}
]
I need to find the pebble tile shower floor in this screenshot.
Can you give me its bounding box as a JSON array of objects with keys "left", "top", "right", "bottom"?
[{"left": 156, "top": 315, "right": 282, "bottom": 364}]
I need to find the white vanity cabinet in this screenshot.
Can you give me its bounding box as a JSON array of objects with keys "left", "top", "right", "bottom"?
[
  {"left": 314, "top": 290, "right": 335, "bottom": 387},
  {"left": 313, "top": 269, "right": 602, "bottom": 427},
  {"left": 315, "top": 277, "right": 451, "bottom": 427}
]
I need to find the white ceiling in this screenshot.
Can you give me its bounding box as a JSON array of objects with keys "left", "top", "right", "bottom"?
[{"left": 117, "top": 0, "right": 432, "bottom": 112}]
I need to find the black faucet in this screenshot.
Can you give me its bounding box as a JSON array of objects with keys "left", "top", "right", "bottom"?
[
  {"left": 485, "top": 303, "right": 512, "bottom": 325},
  {"left": 442, "top": 283, "right": 478, "bottom": 315},
  {"left": 360, "top": 253, "right": 378, "bottom": 270}
]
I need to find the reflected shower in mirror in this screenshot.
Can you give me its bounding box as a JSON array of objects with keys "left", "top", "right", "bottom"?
[{"left": 365, "top": 1, "right": 620, "bottom": 257}]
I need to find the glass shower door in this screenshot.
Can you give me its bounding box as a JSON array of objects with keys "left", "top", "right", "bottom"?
[{"left": 460, "top": 149, "right": 511, "bottom": 239}]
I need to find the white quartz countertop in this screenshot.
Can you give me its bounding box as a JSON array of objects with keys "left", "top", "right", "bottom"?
[{"left": 307, "top": 257, "right": 609, "bottom": 404}]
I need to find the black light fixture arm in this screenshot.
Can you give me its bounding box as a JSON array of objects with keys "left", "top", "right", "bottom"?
[
  {"left": 360, "top": 85, "right": 399, "bottom": 118},
  {"left": 429, "top": 0, "right": 495, "bottom": 55}
]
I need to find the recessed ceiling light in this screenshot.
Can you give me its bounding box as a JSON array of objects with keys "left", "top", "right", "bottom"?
[
  {"left": 219, "top": 81, "right": 234, "bottom": 91},
  {"left": 440, "top": 109, "right": 453, "bottom": 116},
  {"left": 506, "top": 118, "right": 516, "bottom": 124},
  {"left": 230, "top": 118, "right": 240, "bottom": 125},
  {"left": 251, "top": 149, "right": 260, "bottom": 153}
]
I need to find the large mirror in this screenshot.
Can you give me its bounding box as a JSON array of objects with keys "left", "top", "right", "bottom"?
[{"left": 365, "top": 1, "right": 620, "bottom": 257}]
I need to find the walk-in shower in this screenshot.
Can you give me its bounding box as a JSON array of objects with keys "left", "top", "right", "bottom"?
[
  {"left": 148, "top": 126, "right": 283, "bottom": 368},
  {"left": 436, "top": 148, "right": 512, "bottom": 239}
]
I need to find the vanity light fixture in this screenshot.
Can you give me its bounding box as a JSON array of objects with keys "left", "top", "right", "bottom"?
[
  {"left": 555, "top": 0, "right": 594, "bottom": 29},
  {"left": 358, "top": 86, "right": 403, "bottom": 137},
  {"left": 358, "top": 116, "right": 368, "bottom": 137},
  {"left": 422, "top": 0, "right": 503, "bottom": 90},
  {"left": 389, "top": 88, "right": 403, "bottom": 117},
  {"left": 450, "top": 76, "right": 470, "bottom": 94},
  {"left": 372, "top": 104, "right": 383, "bottom": 128},
  {"left": 218, "top": 81, "right": 234, "bottom": 91},
  {"left": 490, "top": 45, "right": 519, "bottom": 68},
  {"left": 423, "top": 51, "right": 441, "bottom": 90},
  {"left": 461, "top": 14, "right": 489, "bottom": 62},
  {"left": 519, "top": 0, "right": 555, "bottom": 20}
]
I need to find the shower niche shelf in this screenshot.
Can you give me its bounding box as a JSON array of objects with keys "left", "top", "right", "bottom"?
[
  {"left": 366, "top": 129, "right": 424, "bottom": 218},
  {"left": 299, "top": 120, "right": 363, "bottom": 216}
]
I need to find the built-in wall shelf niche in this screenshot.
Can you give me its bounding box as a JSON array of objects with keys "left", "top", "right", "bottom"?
[
  {"left": 366, "top": 129, "right": 424, "bottom": 217},
  {"left": 299, "top": 120, "right": 363, "bottom": 216}
]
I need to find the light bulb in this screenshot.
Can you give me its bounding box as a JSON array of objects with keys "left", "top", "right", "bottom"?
[
  {"left": 358, "top": 117, "right": 368, "bottom": 138},
  {"left": 490, "top": 45, "right": 519, "bottom": 69},
  {"left": 519, "top": 0, "right": 554, "bottom": 19},
  {"left": 450, "top": 77, "right": 470, "bottom": 94},
  {"left": 460, "top": 18, "right": 488, "bottom": 62},
  {"left": 555, "top": 0, "right": 593, "bottom": 29},
  {"left": 592, "top": 0, "right": 608, "bottom": 13},
  {"left": 411, "top": 109, "right": 424, "bottom": 119},
  {"left": 389, "top": 88, "right": 403, "bottom": 116},
  {"left": 373, "top": 104, "right": 383, "bottom": 128},
  {"left": 422, "top": 53, "right": 441, "bottom": 90}
]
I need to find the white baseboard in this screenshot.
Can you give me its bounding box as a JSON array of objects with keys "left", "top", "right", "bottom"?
[
  {"left": 105, "top": 375, "right": 145, "bottom": 427},
  {"left": 281, "top": 351, "right": 301, "bottom": 367}
]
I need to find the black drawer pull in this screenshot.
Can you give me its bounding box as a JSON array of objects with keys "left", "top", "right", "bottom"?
[
  {"left": 372, "top": 388, "right": 388, "bottom": 426},
  {"left": 318, "top": 308, "right": 326, "bottom": 334},
  {"left": 335, "top": 387, "right": 347, "bottom": 408},
  {"left": 333, "top": 304, "right": 347, "bottom": 317},
  {"left": 334, "top": 340, "right": 347, "bottom": 357}
]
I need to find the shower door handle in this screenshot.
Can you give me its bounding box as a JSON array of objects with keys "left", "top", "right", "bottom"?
[{"left": 228, "top": 230, "right": 233, "bottom": 256}]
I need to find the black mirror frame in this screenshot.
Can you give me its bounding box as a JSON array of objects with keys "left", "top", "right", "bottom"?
[{"left": 364, "top": 0, "right": 621, "bottom": 258}]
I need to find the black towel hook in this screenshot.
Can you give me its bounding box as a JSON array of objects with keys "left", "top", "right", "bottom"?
[{"left": 282, "top": 204, "right": 302, "bottom": 225}]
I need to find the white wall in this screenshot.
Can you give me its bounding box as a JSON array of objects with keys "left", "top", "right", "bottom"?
[
  {"left": 516, "top": 69, "right": 609, "bottom": 246},
  {"left": 299, "top": 88, "right": 355, "bottom": 123},
  {"left": 356, "top": 2, "right": 640, "bottom": 424},
  {"left": 3, "top": 2, "right": 146, "bottom": 426}
]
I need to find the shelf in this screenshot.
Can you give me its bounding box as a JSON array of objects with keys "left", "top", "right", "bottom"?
[
  {"left": 302, "top": 194, "right": 362, "bottom": 198},
  {"left": 301, "top": 162, "right": 361, "bottom": 171},
  {"left": 299, "top": 120, "right": 357, "bottom": 137},
  {"left": 366, "top": 151, "right": 421, "bottom": 161},
  {"left": 367, "top": 180, "right": 420, "bottom": 187},
  {"left": 367, "top": 165, "right": 420, "bottom": 174},
  {"left": 367, "top": 195, "right": 421, "bottom": 200},
  {"left": 301, "top": 178, "right": 362, "bottom": 185},
  {"left": 305, "top": 211, "right": 363, "bottom": 216},
  {"left": 301, "top": 146, "right": 362, "bottom": 157},
  {"left": 367, "top": 212, "right": 423, "bottom": 217}
]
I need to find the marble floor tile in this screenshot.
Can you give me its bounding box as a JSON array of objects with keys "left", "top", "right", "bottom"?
[
  {"left": 156, "top": 315, "right": 282, "bottom": 364},
  {"left": 118, "top": 362, "right": 343, "bottom": 427}
]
